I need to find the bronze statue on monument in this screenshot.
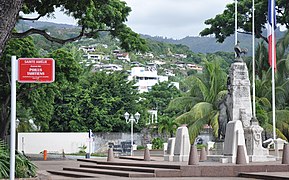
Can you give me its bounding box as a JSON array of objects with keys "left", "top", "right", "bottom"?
[{"left": 234, "top": 41, "right": 248, "bottom": 62}]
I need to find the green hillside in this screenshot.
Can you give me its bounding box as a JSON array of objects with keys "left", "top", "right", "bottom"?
[{"left": 141, "top": 27, "right": 286, "bottom": 55}]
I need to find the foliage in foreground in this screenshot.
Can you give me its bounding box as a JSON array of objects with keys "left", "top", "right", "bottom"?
[{"left": 0, "top": 140, "right": 37, "bottom": 179}]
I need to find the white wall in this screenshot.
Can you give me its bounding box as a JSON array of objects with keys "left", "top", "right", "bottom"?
[
  {"left": 17, "top": 132, "right": 143, "bottom": 154},
  {"left": 18, "top": 132, "right": 89, "bottom": 154}
]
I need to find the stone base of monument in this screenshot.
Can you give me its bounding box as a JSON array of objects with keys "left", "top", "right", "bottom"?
[
  {"left": 164, "top": 155, "right": 174, "bottom": 161},
  {"left": 173, "top": 155, "right": 189, "bottom": 162},
  {"left": 249, "top": 155, "right": 276, "bottom": 162},
  {"left": 207, "top": 155, "right": 229, "bottom": 163},
  {"left": 206, "top": 155, "right": 238, "bottom": 163},
  {"left": 207, "top": 154, "right": 276, "bottom": 163},
  {"left": 208, "top": 141, "right": 224, "bottom": 155}
]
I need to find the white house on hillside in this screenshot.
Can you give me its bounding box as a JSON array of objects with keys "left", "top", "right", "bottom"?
[
  {"left": 128, "top": 67, "right": 178, "bottom": 93},
  {"left": 116, "top": 53, "right": 130, "bottom": 62},
  {"left": 84, "top": 54, "right": 104, "bottom": 61},
  {"left": 79, "top": 46, "right": 96, "bottom": 53}
]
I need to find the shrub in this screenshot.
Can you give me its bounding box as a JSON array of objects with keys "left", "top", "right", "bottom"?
[
  {"left": 78, "top": 145, "right": 87, "bottom": 154},
  {"left": 152, "top": 137, "right": 164, "bottom": 150},
  {"left": 0, "top": 140, "right": 36, "bottom": 178},
  {"left": 196, "top": 144, "right": 207, "bottom": 150},
  {"left": 137, "top": 145, "right": 145, "bottom": 150}
]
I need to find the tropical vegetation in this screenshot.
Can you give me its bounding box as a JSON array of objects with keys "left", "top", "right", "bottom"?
[
  {"left": 1, "top": 1, "right": 289, "bottom": 178},
  {"left": 0, "top": 140, "right": 37, "bottom": 179},
  {"left": 168, "top": 58, "right": 228, "bottom": 142},
  {"left": 200, "top": 0, "right": 289, "bottom": 43}
]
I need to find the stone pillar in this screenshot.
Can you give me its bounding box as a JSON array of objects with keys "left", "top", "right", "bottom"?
[
  {"left": 224, "top": 120, "right": 249, "bottom": 163},
  {"left": 173, "top": 125, "right": 190, "bottom": 162},
  {"left": 164, "top": 137, "right": 175, "bottom": 161},
  {"left": 227, "top": 62, "right": 252, "bottom": 126},
  {"left": 244, "top": 118, "right": 272, "bottom": 162}
]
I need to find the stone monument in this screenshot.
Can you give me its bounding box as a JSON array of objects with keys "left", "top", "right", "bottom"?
[
  {"left": 164, "top": 137, "right": 176, "bottom": 161},
  {"left": 223, "top": 45, "right": 275, "bottom": 162},
  {"left": 226, "top": 61, "right": 252, "bottom": 127},
  {"left": 173, "top": 125, "right": 190, "bottom": 162},
  {"left": 208, "top": 42, "right": 276, "bottom": 163}
]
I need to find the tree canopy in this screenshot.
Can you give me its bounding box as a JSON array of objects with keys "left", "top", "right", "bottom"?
[
  {"left": 0, "top": 0, "right": 147, "bottom": 58},
  {"left": 0, "top": 36, "right": 39, "bottom": 139},
  {"left": 200, "top": 0, "right": 289, "bottom": 43}
]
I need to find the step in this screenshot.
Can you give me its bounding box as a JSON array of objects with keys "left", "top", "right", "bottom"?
[
  {"left": 119, "top": 156, "right": 155, "bottom": 161},
  {"left": 47, "top": 170, "right": 98, "bottom": 178},
  {"left": 63, "top": 167, "right": 155, "bottom": 177},
  {"left": 79, "top": 164, "right": 182, "bottom": 177},
  {"left": 77, "top": 159, "right": 181, "bottom": 169},
  {"left": 239, "top": 172, "right": 289, "bottom": 180},
  {"left": 80, "top": 164, "right": 156, "bottom": 173}
]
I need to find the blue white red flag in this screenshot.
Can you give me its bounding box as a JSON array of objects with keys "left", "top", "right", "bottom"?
[{"left": 267, "top": 0, "right": 276, "bottom": 69}]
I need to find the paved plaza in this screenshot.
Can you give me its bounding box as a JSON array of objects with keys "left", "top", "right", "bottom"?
[{"left": 32, "top": 156, "right": 289, "bottom": 180}]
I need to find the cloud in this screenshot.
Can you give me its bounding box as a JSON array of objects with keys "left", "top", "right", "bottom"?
[
  {"left": 124, "top": 0, "right": 232, "bottom": 39},
  {"left": 22, "top": 0, "right": 233, "bottom": 39}
]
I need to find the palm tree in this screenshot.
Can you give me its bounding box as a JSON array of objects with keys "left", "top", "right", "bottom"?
[
  {"left": 250, "top": 31, "right": 289, "bottom": 141},
  {"left": 157, "top": 116, "right": 179, "bottom": 139},
  {"left": 168, "top": 58, "right": 227, "bottom": 142}
]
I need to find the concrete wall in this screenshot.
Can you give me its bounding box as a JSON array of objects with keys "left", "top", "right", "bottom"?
[
  {"left": 18, "top": 132, "right": 89, "bottom": 154},
  {"left": 92, "top": 132, "right": 142, "bottom": 153},
  {"left": 17, "top": 132, "right": 142, "bottom": 154}
]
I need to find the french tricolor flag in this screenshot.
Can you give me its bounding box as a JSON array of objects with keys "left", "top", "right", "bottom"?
[{"left": 267, "top": 0, "right": 276, "bottom": 69}]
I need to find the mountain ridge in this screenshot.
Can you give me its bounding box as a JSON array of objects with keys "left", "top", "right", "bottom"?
[{"left": 16, "top": 20, "right": 287, "bottom": 54}]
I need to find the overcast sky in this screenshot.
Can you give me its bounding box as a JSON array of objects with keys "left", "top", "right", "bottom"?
[
  {"left": 30, "top": 0, "right": 233, "bottom": 39},
  {"left": 124, "top": 0, "right": 232, "bottom": 39}
]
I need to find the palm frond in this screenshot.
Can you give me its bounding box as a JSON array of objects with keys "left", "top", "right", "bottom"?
[
  {"left": 256, "top": 97, "right": 271, "bottom": 109},
  {"left": 209, "top": 111, "right": 219, "bottom": 138},
  {"left": 187, "top": 116, "right": 209, "bottom": 144},
  {"left": 176, "top": 102, "right": 214, "bottom": 142},
  {"left": 190, "top": 76, "right": 209, "bottom": 102},
  {"left": 166, "top": 96, "right": 200, "bottom": 113}
]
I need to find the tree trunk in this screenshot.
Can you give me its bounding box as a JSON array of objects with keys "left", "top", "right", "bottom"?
[
  {"left": 0, "top": 0, "right": 23, "bottom": 139},
  {"left": 0, "top": 0, "right": 23, "bottom": 57},
  {"left": 0, "top": 101, "right": 10, "bottom": 140}
]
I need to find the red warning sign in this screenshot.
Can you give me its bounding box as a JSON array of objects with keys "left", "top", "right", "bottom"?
[{"left": 18, "top": 58, "right": 55, "bottom": 83}]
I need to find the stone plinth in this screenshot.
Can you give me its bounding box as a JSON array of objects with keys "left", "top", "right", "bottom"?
[
  {"left": 224, "top": 120, "right": 249, "bottom": 163},
  {"left": 214, "top": 141, "right": 224, "bottom": 155},
  {"left": 164, "top": 138, "right": 175, "bottom": 161},
  {"left": 173, "top": 126, "right": 190, "bottom": 162},
  {"left": 244, "top": 119, "right": 276, "bottom": 162}
]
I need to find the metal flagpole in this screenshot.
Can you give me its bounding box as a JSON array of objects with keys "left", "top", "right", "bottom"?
[
  {"left": 235, "top": 0, "right": 238, "bottom": 45},
  {"left": 252, "top": 0, "right": 256, "bottom": 117},
  {"left": 271, "top": 0, "right": 276, "bottom": 141}
]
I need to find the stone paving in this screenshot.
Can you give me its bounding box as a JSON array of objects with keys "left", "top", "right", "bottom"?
[{"left": 32, "top": 156, "right": 289, "bottom": 179}]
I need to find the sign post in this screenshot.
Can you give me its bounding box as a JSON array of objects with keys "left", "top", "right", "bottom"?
[
  {"left": 10, "top": 57, "right": 54, "bottom": 180},
  {"left": 9, "top": 56, "right": 17, "bottom": 180}
]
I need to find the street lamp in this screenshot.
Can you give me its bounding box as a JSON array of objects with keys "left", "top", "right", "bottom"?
[
  {"left": 124, "top": 112, "right": 140, "bottom": 156},
  {"left": 16, "top": 119, "right": 20, "bottom": 151}
]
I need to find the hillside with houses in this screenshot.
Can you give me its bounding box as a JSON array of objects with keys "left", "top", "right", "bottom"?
[
  {"left": 77, "top": 43, "right": 204, "bottom": 93},
  {"left": 14, "top": 20, "right": 237, "bottom": 96}
]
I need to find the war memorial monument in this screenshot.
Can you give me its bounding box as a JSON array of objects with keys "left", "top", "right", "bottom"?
[{"left": 164, "top": 42, "right": 280, "bottom": 163}]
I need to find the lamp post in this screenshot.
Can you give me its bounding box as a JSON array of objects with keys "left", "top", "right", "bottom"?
[{"left": 124, "top": 112, "right": 140, "bottom": 156}]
